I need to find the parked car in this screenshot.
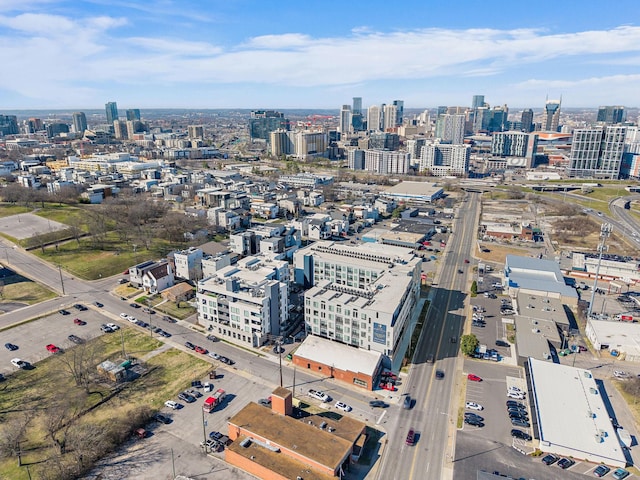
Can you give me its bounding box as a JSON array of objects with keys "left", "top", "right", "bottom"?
[
  {"left": 4, "top": 342, "right": 18, "bottom": 351},
  {"left": 106, "top": 323, "right": 120, "bottom": 331},
  {"left": 464, "top": 417, "right": 484, "bottom": 427},
  {"left": 511, "top": 428, "right": 531, "bottom": 442},
  {"left": 129, "top": 303, "right": 141, "bottom": 309},
  {"left": 120, "top": 313, "right": 129, "bottom": 319},
  {"left": 594, "top": 465, "right": 611, "bottom": 477},
  {"left": 207, "top": 334, "right": 218, "bottom": 342},
  {"left": 94, "top": 301, "right": 104, "bottom": 308},
  {"left": 511, "top": 418, "right": 530, "bottom": 428},
  {"left": 59, "top": 309, "right": 70, "bottom": 315},
  {"left": 184, "top": 342, "right": 195, "bottom": 350},
  {"left": 177, "top": 392, "right": 196, "bottom": 403},
  {"left": 219, "top": 356, "right": 234, "bottom": 365},
  {"left": 613, "top": 370, "right": 628, "bottom": 379},
  {"left": 46, "top": 344, "right": 60, "bottom": 353},
  {"left": 73, "top": 318, "right": 86, "bottom": 325},
  {"left": 467, "top": 374, "right": 482, "bottom": 382},
  {"left": 507, "top": 392, "right": 525, "bottom": 400},
  {"left": 100, "top": 324, "right": 114, "bottom": 333},
  {"left": 465, "top": 401, "right": 483, "bottom": 411},
  {"left": 506, "top": 400, "right": 525, "bottom": 409},
  {"left": 335, "top": 401, "right": 352, "bottom": 412},
  {"left": 495, "top": 340, "right": 510, "bottom": 347},
  {"left": 405, "top": 428, "right": 416, "bottom": 446},
  {"left": 142, "top": 307, "right": 156, "bottom": 314},
  {"left": 164, "top": 400, "right": 179, "bottom": 410},
  {"left": 508, "top": 411, "right": 528, "bottom": 420},
  {"left": 369, "top": 400, "right": 389, "bottom": 408},
  {"left": 403, "top": 395, "right": 412, "bottom": 409},
  {"left": 11, "top": 358, "right": 28, "bottom": 368},
  {"left": 308, "top": 389, "right": 331, "bottom": 402},
  {"left": 68, "top": 334, "right": 84, "bottom": 344},
  {"left": 464, "top": 412, "right": 484, "bottom": 422},
  {"left": 73, "top": 304, "right": 88, "bottom": 311},
  {"left": 153, "top": 413, "right": 172, "bottom": 424},
  {"left": 612, "top": 468, "right": 630, "bottom": 479},
  {"left": 208, "top": 351, "right": 220, "bottom": 360},
  {"left": 541, "top": 454, "right": 559, "bottom": 465},
  {"left": 258, "top": 398, "right": 272, "bottom": 407},
  {"left": 557, "top": 458, "right": 575, "bottom": 470},
  {"left": 194, "top": 346, "right": 207, "bottom": 354},
  {"left": 435, "top": 370, "right": 445, "bottom": 379}
]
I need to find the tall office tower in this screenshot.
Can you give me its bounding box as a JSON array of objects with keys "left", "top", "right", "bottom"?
[
  {"left": 367, "top": 105, "right": 382, "bottom": 132},
  {"left": 105, "top": 101, "right": 119, "bottom": 124},
  {"left": 126, "top": 120, "right": 145, "bottom": 138},
  {"left": 72, "top": 112, "right": 87, "bottom": 134},
  {"left": 352, "top": 97, "right": 362, "bottom": 115},
  {"left": 521, "top": 109, "right": 534, "bottom": 133},
  {"left": 45, "top": 122, "right": 70, "bottom": 138},
  {"left": 417, "top": 110, "right": 430, "bottom": 126},
  {"left": 393, "top": 100, "right": 404, "bottom": 126},
  {"left": 292, "top": 131, "right": 328, "bottom": 159},
  {"left": 249, "top": 110, "right": 290, "bottom": 141},
  {"left": 406, "top": 138, "right": 426, "bottom": 165},
  {"left": 567, "top": 126, "right": 626, "bottom": 179},
  {"left": 487, "top": 105, "right": 508, "bottom": 133},
  {"left": 383, "top": 103, "right": 397, "bottom": 130},
  {"left": 543, "top": 99, "right": 561, "bottom": 132},
  {"left": 435, "top": 113, "right": 466, "bottom": 144},
  {"left": 419, "top": 142, "right": 470, "bottom": 176},
  {"left": 437, "top": 106, "right": 448, "bottom": 115},
  {"left": 597, "top": 106, "right": 626, "bottom": 125},
  {"left": 113, "top": 120, "right": 128, "bottom": 140},
  {"left": 339, "top": 105, "right": 352, "bottom": 134},
  {"left": 25, "top": 118, "right": 43, "bottom": 134},
  {"left": 126, "top": 109, "right": 141, "bottom": 121},
  {"left": 0, "top": 115, "right": 19, "bottom": 136},
  {"left": 472, "top": 95, "right": 485, "bottom": 110}
]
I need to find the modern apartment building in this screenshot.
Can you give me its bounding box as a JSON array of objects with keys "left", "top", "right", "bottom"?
[
  {"left": 72, "top": 112, "right": 87, "bottom": 134},
  {"left": 173, "top": 247, "right": 203, "bottom": 281},
  {"left": 367, "top": 105, "right": 382, "bottom": 132},
  {"left": 339, "top": 104, "right": 352, "bottom": 134},
  {"left": 491, "top": 131, "right": 539, "bottom": 167},
  {"left": 105, "top": 101, "right": 118, "bottom": 125},
  {"left": 293, "top": 241, "right": 421, "bottom": 358},
  {"left": 567, "top": 126, "right": 626, "bottom": 179},
  {"left": 419, "top": 142, "right": 470, "bottom": 176},
  {"left": 363, "top": 149, "right": 409, "bottom": 174},
  {"left": 196, "top": 255, "right": 290, "bottom": 348},
  {"left": 435, "top": 113, "right": 466, "bottom": 144}
]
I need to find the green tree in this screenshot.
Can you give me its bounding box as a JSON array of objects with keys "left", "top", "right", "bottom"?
[
  {"left": 460, "top": 334, "right": 479, "bottom": 357},
  {"left": 470, "top": 280, "right": 478, "bottom": 295}
]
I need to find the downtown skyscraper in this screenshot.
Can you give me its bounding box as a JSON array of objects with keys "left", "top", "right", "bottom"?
[{"left": 105, "top": 101, "right": 119, "bottom": 124}]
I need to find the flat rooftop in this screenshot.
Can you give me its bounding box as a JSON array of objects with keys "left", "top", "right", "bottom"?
[
  {"left": 529, "top": 358, "right": 626, "bottom": 466},
  {"left": 294, "top": 335, "right": 382, "bottom": 377},
  {"left": 515, "top": 292, "right": 569, "bottom": 326},
  {"left": 227, "top": 402, "right": 364, "bottom": 471},
  {"left": 383, "top": 181, "right": 442, "bottom": 197}
]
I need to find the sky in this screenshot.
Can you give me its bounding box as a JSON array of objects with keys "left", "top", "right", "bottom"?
[{"left": 1, "top": 0, "right": 640, "bottom": 110}]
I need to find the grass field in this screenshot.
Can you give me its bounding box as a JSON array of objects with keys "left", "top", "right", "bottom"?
[
  {"left": 1, "top": 275, "right": 57, "bottom": 304},
  {"left": 0, "top": 330, "right": 211, "bottom": 480},
  {"left": 0, "top": 204, "right": 33, "bottom": 218}
]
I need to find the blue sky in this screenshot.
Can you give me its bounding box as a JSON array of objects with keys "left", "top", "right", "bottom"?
[{"left": 1, "top": 0, "right": 640, "bottom": 110}]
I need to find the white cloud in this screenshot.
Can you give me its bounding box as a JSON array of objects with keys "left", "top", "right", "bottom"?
[{"left": 128, "top": 37, "right": 222, "bottom": 55}]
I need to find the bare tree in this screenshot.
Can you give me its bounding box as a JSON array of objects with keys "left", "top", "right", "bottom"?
[
  {"left": 43, "top": 391, "right": 87, "bottom": 455},
  {"left": 0, "top": 412, "right": 33, "bottom": 465},
  {"left": 56, "top": 341, "right": 102, "bottom": 393}
]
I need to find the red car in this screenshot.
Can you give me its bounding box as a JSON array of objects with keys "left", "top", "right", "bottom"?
[
  {"left": 405, "top": 428, "right": 416, "bottom": 446},
  {"left": 467, "top": 374, "right": 482, "bottom": 382},
  {"left": 464, "top": 259, "right": 470, "bottom": 264},
  {"left": 73, "top": 318, "right": 86, "bottom": 325},
  {"left": 46, "top": 344, "right": 60, "bottom": 353},
  {"left": 194, "top": 346, "right": 207, "bottom": 354},
  {"left": 379, "top": 382, "right": 397, "bottom": 391}
]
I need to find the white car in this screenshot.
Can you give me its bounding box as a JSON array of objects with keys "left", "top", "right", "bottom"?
[
  {"left": 613, "top": 370, "right": 628, "bottom": 379},
  {"left": 308, "top": 389, "right": 331, "bottom": 402},
  {"left": 465, "top": 401, "right": 483, "bottom": 411},
  {"left": 208, "top": 351, "right": 220, "bottom": 359},
  {"left": 106, "top": 323, "right": 120, "bottom": 331},
  {"left": 119, "top": 313, "right": 129, "bottom": 319},
  {"left": 334, "top": 401, "right": 352, "bottom": 412},
  {"left": 11, "top": 358, "right": 27, "bottom": 368},
  {"left": 508, "top": 386, "right": 524, "bottom": 394},
  {"left": 507, "top": 392, "right": 525, "bottom": 400},
  {"left": 164, "top": 400, "right": 179, "bottom": 410},
  {"left": 128, "top": 316, "right": 138, "bottom": 323}
]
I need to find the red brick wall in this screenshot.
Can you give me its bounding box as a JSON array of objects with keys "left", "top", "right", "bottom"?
[
  {"left": 292, "top": 356, "right": 372, "bottom": 390},
  {"left": 226, "top": 449, "right": 289, "bottom": 480}
]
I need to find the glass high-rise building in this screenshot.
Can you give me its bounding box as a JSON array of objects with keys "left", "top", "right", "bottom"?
[
  {"left": 597, "top": 106, "right": 626, "bottom": 125},
  {"left": 72, "top": 112, "right": 87, "bottom": 134},
  {"left": 521, "top": 109, "right": 534, "bottom": 133},
  {"left": 126, "top": 109, "right": 141, "bottom": 121},
  {"left": 105, "top": 102, "right": 119, "bottom": 124},
  {"left": 544, "top": 99, "right": 561, "bottom": 132},
  {"left": 249, "top": 110, "right": 290, "bottom": 141},
  {"left": 472, "top": 95, "right": 485, "bottom": 110}
]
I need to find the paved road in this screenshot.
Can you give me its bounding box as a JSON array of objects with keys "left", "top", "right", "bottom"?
[{"left": 376, "top": 192, "right": 481, "bottom": 480}]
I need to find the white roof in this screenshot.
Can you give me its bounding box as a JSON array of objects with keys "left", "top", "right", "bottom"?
[
  {"left": 529, "top": 358, "right": 626, "bottom": 466},
  {"left": 588, "top": 319, "right": 640, "bottom": 357},
  {"left": 294, "top": 335, "right": 382, "bottom": 376}
]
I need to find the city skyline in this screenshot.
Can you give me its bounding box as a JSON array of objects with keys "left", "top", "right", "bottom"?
[{"left": 1, "top": 1, "right": 640, "bottom": 109}]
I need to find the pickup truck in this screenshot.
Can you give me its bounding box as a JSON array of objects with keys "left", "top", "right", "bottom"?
[{"left": 308, "top": 389, "right": 331, "bottom": 402}]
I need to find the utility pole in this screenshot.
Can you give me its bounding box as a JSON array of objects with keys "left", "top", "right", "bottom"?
[{"left": 587, "top": 223, "right": 612, "bottom": 319}]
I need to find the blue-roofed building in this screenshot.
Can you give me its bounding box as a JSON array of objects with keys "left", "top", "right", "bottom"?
[{"left": 505, "top": 255, "right": 578, "bottom": 307}]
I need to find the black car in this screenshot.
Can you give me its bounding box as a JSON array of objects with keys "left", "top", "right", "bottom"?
[
  {"left": 207, "top": 334, "right": 218, "bottom": 342},
  {"left": 464, "top": 417, "right": 484, "bottom": 427},
  {"left": 258, "top": 398, "right": 272, "bottom": 407},
  {"left": 495, "top": 340, "right": 510, "bottom": 347},
  {"left": 209, "top": 431, "right": 223, "bottom": 440},
  {"left": 178, "top": 392, "right": 196, "bottom": 403},
  {"left": 153, "top": 413, "right": 172, "bottom": 424},
  {"left": 219, "top": 356, "right": 234, "bottom": 365},
  {"left": 185, "top": 342, "right": 195, "bottom": 350},
  {"left": 557, "top": 458, "right": 575, "bottom": 470},
  {"left": 4, "top": 342, "right": 18, "bottom": 351},
  {"left": 464, "top": 412, "right": 484, "bottom": 422},
  {"left": 100, "top": 324, "right": 114, "bottom": 333},
  {"left": 510, "top": 429, "right": 532, "bottom": 441},
  {"left": 74, "top": 304, "right": 88, "bottom": 311},
  {"left": 67, "top": 334, "right": 84, "bottom": 344},
  {"left": 511, "top": 418, "right": 530, "bottom": 428},
  {"left": 94, "top": 301, "right": 104, "bottom": 308},
  {"left": 159, "top": 330, "right": 171, "bottom": 338},
  {"left": 506, "top": 400, "right": 525, "bottom": 409},
  {"left": 129, "top": 303, "right": 141, "bottom": 309},
  {"left": 435, "top": 370, "right": 445, "bottom": 379},
  {"left": 509, "top": 411, "right": 528, "bottom": 420},
  {"left": 59, "top": 309, "right": 70, "bottom": 315},
  {"left": 541, "top": 454, "right": 559, "bottom": 465},
  {"left": 369, "top": 400, "right": 389, "bottom": 408}
]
